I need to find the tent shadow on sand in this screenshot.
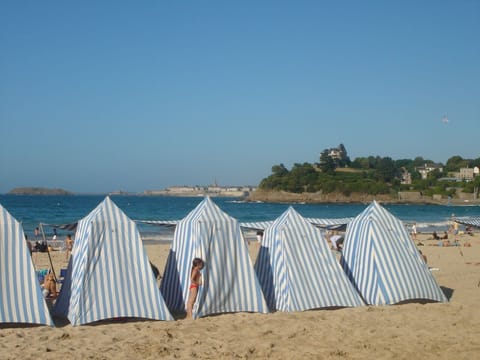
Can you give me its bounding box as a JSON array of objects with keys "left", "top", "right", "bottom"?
[
  {"left": 440, "top": 286, "right": 454, "bottom": 301},
  {"left": 51, "top": 314, "right": 72, "bottom": 328},
  {"left": 51, "top": 314, "right": 169, "bottom": 328},
  {"left": 160, "top": 250, "right": 185, "bottom": 314},
  {"left": 0, "top": 323, "right": 47, "bottom": 329}
]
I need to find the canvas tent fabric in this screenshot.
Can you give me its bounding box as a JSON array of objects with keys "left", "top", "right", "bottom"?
[
  {"left": 160, "top": 197, "right": 268, "bottom": 319},
  {"left": 254, "top": 207, "right": 364, "bottom": 312},
  {"left": 136, "top": 220, "right": 179, "bottom": 227},
  {"left": 240, "top": 217, "right": 353, "bottom": 232},
  {"left": 341, "top": 201, "right": 447, "bottom": 305},
  {"left": 54, "top": 197, "right": 173, "bottom": 325},
  {"left": 0, "top": 203, "right": 53, "bottom": 326},
  {"left": 305, "top": 217, "right": 354, "bottom": 229},
  {"left": 455, "top": 216, "right": 480, "bottom": 228},
  {"left": 41, "top": 222, "right": 78, "bottom": 232}
]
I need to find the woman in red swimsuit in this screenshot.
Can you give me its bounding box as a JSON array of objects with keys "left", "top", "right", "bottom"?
[{"left": 186, "top": 257, "right": 205, "bottom": 319}]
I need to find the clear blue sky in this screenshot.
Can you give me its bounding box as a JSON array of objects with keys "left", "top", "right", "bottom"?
[{"left": 1, "top": 1, "right": 479, "bottom": 193}]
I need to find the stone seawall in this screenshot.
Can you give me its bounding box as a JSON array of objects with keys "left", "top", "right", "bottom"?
[{"left": 247, "top": 189, "right": 480, "bottom": 205}]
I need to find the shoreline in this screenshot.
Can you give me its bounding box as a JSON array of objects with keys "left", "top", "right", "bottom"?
[
  {"left": 246, "top": 189, "right": 480, "bottom": 206},
  {"left": 4, "top": 191, "right": 480, "bottom": 207}
]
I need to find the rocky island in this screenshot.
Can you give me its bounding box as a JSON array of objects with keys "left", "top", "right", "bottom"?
[{"left": 8, "top": 187, "right": 73, "bottom": 195}]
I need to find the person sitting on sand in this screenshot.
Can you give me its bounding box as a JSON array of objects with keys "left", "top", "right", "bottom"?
[
  {"left": 328, "top": 231, "right": 344, "bottom": 251},
  {"left": 186, "top": 257, "right": 204, "bottom": 319},
  {"left": 256, "top": 230, "right": 264, "bottom": 243},
  {"left": 441, "top": 231, "right": 448, "bottom": 240},
  {"left": 432, "top": 231, "right": 440, "bottom": 240},
  {"left": 465, "top": 226, "right": 474, "bottom": 236},
  {"left": 42, "top": 271, "right": 57, "bottom": 299},
  {"left": 448, "top": 221, "right": 459, "bottom": 240}
]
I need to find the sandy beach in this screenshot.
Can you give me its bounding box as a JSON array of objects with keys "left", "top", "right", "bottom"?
[{"left": 1, "top": 231, "right": 480, "bottom": 360}]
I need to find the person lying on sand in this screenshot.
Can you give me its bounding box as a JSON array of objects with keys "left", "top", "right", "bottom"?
[
  {"left": 465, "top": 226, "right": 474, "bottom": 236},
  {"left": 429, "top": 240, "right": 461, "bottom": 247}
]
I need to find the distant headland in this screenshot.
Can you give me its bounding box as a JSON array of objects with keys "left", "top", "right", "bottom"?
[
  {"left": 8, "top": 187, "right": 73, "bottom": 195},
  {"left": 144, "top": 185, "right": 256, "bottom": 198},
  {"left": 247, "top": 189, "right": 480, "bottom": 205}
]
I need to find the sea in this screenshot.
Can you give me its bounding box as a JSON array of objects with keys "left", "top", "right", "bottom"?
[{"left": 2, "top": 194, "right": 480, "bottom": 242}]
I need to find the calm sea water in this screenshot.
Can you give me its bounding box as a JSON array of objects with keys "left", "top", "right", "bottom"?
[{"left": 1, "top": 195, "right": 480, "bottom": 239}]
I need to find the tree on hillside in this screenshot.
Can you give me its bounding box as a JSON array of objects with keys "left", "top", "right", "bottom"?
[
  {"left": 337, "top": 143, "right": 351, "bottom": 167},
  {"left": 472, "top": 158, "right": 480, "bottom": 168},
  {"left": 259, "top": 164, "right": 290, "bottom": 190},
  {"left": 271, "top": 164, "right": 289, "bottom": 177},
  {"left": 289, "top": 163, "right": 318, "bottom": 192},
  {"left": 350, "top": 157, "right": 369, "bottom": 169},
  {"left": 427, "top": 168, "right": 444, "bottom": 180},
  {"left": 319, "top": 150, "right": 336, "bottom": 173},
  {"left": 257, "top": 145, "right": 477, "bottom": 198},
  {"left": 412, "top": 156, "right": 437, "bottom": 167},
  {"left": 375, "top": 157, "right": 396, "bottom": 183},
  {"left": 394, "top": 159, "right": 415, "bottom": 172},
  {"left": 445, "top": 156, "right": 466, "bottom": 172}
]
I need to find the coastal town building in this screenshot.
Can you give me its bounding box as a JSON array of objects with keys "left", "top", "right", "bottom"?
[
  {"left": 443, "top": 167, "right": 478, "bottom": 182},
  {"left": 458, "top": 167, "right": 475, "bottom": 181},
  {"left": 416, "top": 163, "right": 444, "bottom": 180},
  {"left": 326, "top": 144, "right": 348, "bottom": 161},
  {"left": 144, "top": 185, "right": 256, "bottom": 197},
  {"left": 328, "top": 148, "right": 343, "bottom": 160},
  {"left": 399, "top": 168, "right": 412, "bottom": 185}
]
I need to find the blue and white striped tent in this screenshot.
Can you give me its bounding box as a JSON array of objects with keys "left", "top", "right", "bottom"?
[
  {"left": 0, "top": 203, "right": 53, "bottom": 326},
  {"left": 341, "top": 201, "right": 447, "bottom": 305},
  {"left": 254, "top": 207, "right": 364, "bottom": 312},
  {"left": 54, "top": 197, "right": 173, "bottom": 325},
  {"left": 240, "top": 217, "right": 353, "bottom": 232},
  {"left": 160, "top": 197, "right": 268, "bottom": 318},
  {"left": 456, "top": 216, "right": 480, "bottom": 228}
]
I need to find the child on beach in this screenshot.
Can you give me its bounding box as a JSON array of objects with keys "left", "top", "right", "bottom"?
[
  {"left": 411, "top": 223, "right": 417, "bottom": 240},
  {"left": 65, "top": 234, "right": 73, "bottom": 260},
  {"left": 42, "top": 271, "right": 57, "bottom": 299},
  {"left": 186, "top": 258, "right": 205, "bottom": 319}
]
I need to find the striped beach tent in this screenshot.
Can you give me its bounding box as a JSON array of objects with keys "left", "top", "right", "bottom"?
[
  {"left": 254, "top": 207, "right": 364, "bottom": 312},
  {"left": 0, "top": 203, "right": 53, "bottom": 326},
  {"left": 456, "top": 216, "right": 480, "bottom": 228},
  {"left": 53, "top": 197, "right": 173, "bottom": 325},
  {"left": 160, "top": 197, "right": 268, "bottom": 319},
  {"left": 341, "top": 201, "right": 447, "bottom": 305},
  {"left": 240, "top": 218, "right": 353, "bottom": 232}
]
